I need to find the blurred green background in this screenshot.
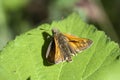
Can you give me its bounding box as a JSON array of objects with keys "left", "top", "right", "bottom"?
[{"left": 0, "top": 0, "right": 120, "bottom": 50}]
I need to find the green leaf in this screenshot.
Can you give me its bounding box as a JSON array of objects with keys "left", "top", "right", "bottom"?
[{"left": 0, "top": 13, "right": 120, "bottom": 80}]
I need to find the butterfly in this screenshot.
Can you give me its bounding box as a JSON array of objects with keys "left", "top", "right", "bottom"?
[{"left": 46, "top": 28, "right": 93, "bottom": 64}]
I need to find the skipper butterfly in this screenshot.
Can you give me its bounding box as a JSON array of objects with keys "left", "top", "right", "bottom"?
[{"left": 46, "top": 28, "right": 93, "bottom": 64}]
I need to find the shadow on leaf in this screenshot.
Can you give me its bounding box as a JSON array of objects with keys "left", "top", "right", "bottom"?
[{"left": 41, "top": 32, "right": 54, "bottom": 66}]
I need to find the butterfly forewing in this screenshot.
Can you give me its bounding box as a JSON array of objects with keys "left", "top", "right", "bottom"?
[
  {"left": 46, "top": 40, "right": 55, "bottom": 63},
  {"left": 64, "top": 34, "right": 93, "bottom": 54},
  {"left": 54, "top": 37, "right": 65, "bottom": 63},
  {"left": 46, "top": 36, "right": 65, "bottom": 64}
]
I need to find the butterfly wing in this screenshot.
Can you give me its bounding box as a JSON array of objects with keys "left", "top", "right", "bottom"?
[
  {"left": 54, "top": 36, "right": 65, "bottom": 63},
  {"left": 46, "top": 40, "right": 55, "bottom": 63},
  {"left": 63, "top": 34, "right": 93, "bottom": 55},
  {"left": 46, "top": 38, "right": 64, "bottom": 64}
]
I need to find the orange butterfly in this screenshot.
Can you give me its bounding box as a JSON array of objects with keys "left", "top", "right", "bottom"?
[{"left": 46, "top": 28, "right": 93, "bottom": 64}]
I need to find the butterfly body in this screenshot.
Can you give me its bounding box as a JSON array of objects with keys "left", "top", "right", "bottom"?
[{"left": 46, "top": 28, "right": 93, "bottom": 64}]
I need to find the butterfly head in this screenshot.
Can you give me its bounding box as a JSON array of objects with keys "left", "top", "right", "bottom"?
[{"left": 52, "top": 28, "right": 60, "bottom": 35}]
